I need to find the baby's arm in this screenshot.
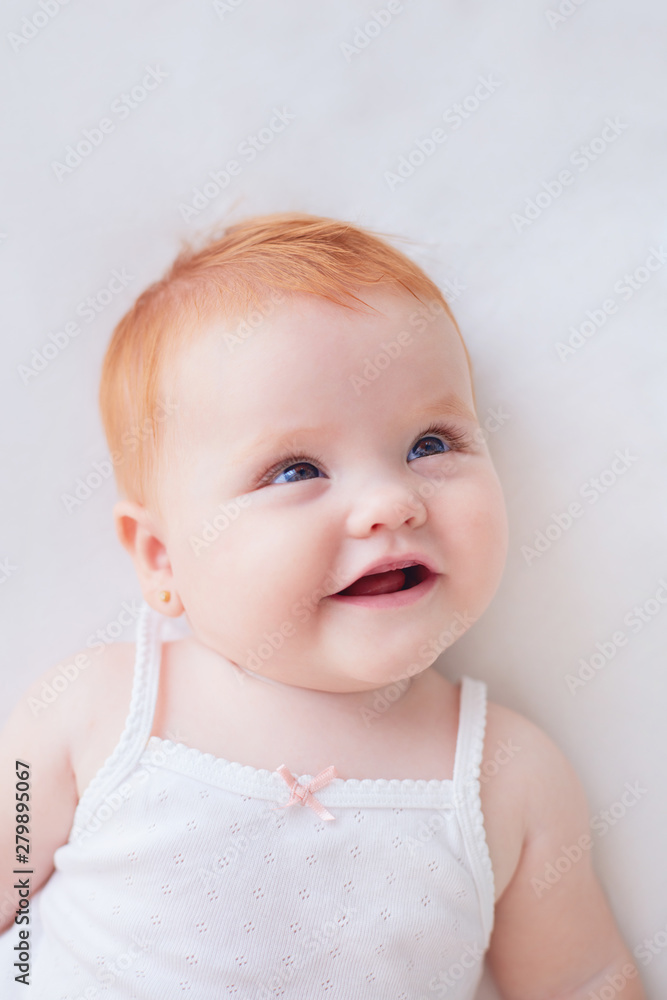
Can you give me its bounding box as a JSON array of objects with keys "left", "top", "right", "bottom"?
[
  {"left": 0, "top": 659, "right": 81, "bottom": 934},
  {"left": 486, "top": 713, "right": 645, "bottom": 999}
]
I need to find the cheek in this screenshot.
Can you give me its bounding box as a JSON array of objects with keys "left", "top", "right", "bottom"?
[
  {"left": 437, "top": 471, "right": 508, "bottom": 569},
  {"left": 191, "top": 505, "right": 332, "bottom": 611}
]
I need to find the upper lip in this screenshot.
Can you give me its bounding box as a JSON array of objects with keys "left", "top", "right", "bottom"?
[{"left": 331, "top": 553, "right": 440, "bottom": 595}]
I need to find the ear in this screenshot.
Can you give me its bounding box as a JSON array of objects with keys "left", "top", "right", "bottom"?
[{"left": 113, "top": 499, "right": 184, "bottom": 617}]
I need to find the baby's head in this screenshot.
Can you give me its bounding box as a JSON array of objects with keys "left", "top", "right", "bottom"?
[{"left": 99, "top": 213, "right": 508, "bottom": 691}]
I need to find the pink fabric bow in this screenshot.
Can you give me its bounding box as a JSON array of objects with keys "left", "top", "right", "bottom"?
[{"left": 274, "top": 764, "right": 339, "bottom": 822}]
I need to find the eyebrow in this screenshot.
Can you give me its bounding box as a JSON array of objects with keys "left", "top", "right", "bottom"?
[
  {"left": 415, "top": 393, "right": 477, "bottom": 423},
  {"left": 230, "top": 393, "right": 477, "bottom": 465}
]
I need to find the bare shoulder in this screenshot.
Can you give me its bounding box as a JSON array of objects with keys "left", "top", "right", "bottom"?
[
  {"left": 484, "top": 696, "right": 587, "bottom": 836},
  {"left": 483, "top": 695, "right": 574, "bottom": 792},
  {"left": 63, "top": 641, "right": 137, "bottom": 798},
  {"left": 0, "top": 642, "right": 133, "bottom": 930},
  {"left": 480, "top": 700, "right": 640, "bottom": 998},
  {"left": 479, "top": 695, "right": 579, "bottom": 903}
]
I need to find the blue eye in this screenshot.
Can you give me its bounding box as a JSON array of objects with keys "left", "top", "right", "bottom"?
[
  {"left": 271, "top": 461, "right": 324, "bottom": 485},
  {"left": 408, "top": 421, "right": 471, "bottom": 460},
  {"left": 408, "top": 435, "right": 452, "bottom": 461},
  {"left": 258, "top": 421, "right": 470, "bottom": 487}
]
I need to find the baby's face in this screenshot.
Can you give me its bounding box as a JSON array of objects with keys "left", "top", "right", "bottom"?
[{"left": 156, "top": 286, "right": 508, "bottom": 691}]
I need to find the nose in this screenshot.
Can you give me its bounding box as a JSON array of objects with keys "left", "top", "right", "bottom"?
[{"left": 344, "top": 475, "right": 428, "bottom": 536}]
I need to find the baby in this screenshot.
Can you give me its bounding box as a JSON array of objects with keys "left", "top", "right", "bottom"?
[{"left": 0, "top": 213, "right": 645, "bottom": 999}]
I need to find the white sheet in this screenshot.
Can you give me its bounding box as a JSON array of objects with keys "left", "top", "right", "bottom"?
[{"left": 1, "top": 1, "right": 665, "bottom": 996}]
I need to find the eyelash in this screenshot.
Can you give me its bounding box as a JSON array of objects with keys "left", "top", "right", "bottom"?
[{"left": 255, "top": 421, "right": 472, "bottom": 486}]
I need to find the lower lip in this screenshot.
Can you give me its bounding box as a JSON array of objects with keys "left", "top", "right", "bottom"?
[{"left": 328, "top": 571, "right": 440, "bottom": 609}]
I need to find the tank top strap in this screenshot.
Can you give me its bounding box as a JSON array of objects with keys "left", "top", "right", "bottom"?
[
  {"left": 451, "top": 675, "right": 495, "bottom": 947},
  {"left": 70, "top": 601, "right": 164, "bottom": 840}
]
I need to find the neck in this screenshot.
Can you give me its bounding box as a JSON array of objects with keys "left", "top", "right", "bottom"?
[
  {"left": 232, "top": 660, "right": 416, "bottom": 704},
  {"left": 185, "top": 634, "right": 422, "bottom": 715}
]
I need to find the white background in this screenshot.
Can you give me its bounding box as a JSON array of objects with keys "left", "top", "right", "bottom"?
[{"left": 1, "top": 0, "right": 666, "bottom": 996}]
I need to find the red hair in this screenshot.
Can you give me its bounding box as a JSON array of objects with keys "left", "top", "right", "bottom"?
[{"left": 98, "top": 212, "right": 473, "bottom": 512}]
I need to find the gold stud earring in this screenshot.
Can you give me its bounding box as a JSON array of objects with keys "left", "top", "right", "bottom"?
[{"left": 159, "top": 590, "right": 171, "bottom": 603}]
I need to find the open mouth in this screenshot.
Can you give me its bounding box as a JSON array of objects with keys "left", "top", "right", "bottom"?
[{"left": 334, "top": 564, "right": 433, "bottom": 598}]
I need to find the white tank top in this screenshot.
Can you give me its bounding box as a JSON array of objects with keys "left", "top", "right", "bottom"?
[{"left": 19, "top": 602, "right": 496, "bottom": 998}]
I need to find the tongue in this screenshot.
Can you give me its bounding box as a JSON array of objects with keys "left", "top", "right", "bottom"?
[{"left": 338, "top": 569, "right": 407, "bottom": 597}]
